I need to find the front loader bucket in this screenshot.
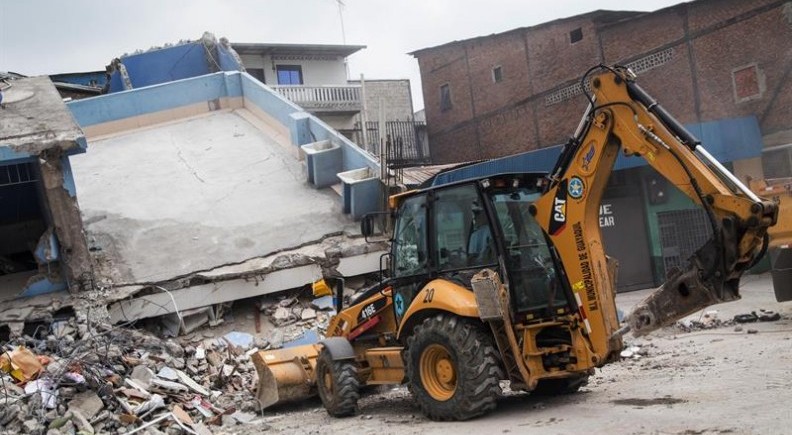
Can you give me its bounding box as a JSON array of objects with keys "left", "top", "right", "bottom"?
[{"left": 251, "top": 344, "right": 320, "bottom": 409}]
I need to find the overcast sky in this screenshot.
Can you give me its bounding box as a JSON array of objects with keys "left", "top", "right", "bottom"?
[{"left": 1, "top": 0, "right": 683, "bottom": 110}]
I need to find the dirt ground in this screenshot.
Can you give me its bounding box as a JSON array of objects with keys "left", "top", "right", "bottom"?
[{"left": 235, "top": 273, "right": 792, "bottom": 435}]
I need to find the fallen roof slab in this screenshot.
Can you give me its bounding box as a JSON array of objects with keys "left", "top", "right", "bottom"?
[{"left": 71, "top": 109, "right": 357, "bottom": 285}]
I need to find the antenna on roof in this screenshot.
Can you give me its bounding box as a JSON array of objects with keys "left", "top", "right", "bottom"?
[
  {"left": 336, "top": 0, "right": 350, "bottom": 80},
  {"left": 336, "top": 0, "right": 347, "bottom": 44}
]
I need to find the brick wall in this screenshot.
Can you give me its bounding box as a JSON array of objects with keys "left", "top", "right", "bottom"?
[
  {"left": 351, "top": 79, "right": 415, "bottom": 122},
  {"left": 414, "top": 0, "right": 792, "bottom": 164}
]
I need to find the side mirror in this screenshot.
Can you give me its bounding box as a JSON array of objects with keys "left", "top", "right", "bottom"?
[{"left": 361, "top": 214, "right": 375, "bottom": 238}]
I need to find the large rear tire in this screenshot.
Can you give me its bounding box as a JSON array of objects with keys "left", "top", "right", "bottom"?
[
  {"left": 404, "top": 314, "right": 503, "bottom": 421},
  {"left": 315, "top": 347, "right": 360, "bottom": 417}
]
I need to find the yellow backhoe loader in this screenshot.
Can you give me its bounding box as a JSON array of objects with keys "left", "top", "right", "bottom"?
[{"left": 252, "top": 65, "right": 777, "bottom": 420}]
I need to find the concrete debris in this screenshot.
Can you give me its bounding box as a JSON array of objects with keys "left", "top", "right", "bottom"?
[
  {"left": 272, "top": 306, "right": 292, "bottom": 323},
  {"left": 157, "top": 366, "right": 179, "bottom": 381},
  {"left": 619, "top": 341, "right": 655, "bottom": 361},
  {"left": 130, "top": 365, "right": 155, "bottom": 386},
  {"left": 67, "top": 390, "right": 104, "bottom": 420},
  {"left": 673, "top": 307, "right": 784, "bottom": 333},
  {"left": 676, "top": 310, "right": 732, "bottom": 332},
  {"left": 0, "top": 310, "right": 262, "bottom": 434},
  {"left": 301, "top": 308, "right": 317, "bottom": 320},
  {"left": 224, "top": 331, "right": 254, "bottom": 349}
]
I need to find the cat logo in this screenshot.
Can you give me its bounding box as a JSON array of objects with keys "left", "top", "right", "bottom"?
[
  {"left": 553, "top": 197, "right": 567, "bottom": 222},
  {"left": 549, "top": 179, "right": 568, "bottom": 235}
]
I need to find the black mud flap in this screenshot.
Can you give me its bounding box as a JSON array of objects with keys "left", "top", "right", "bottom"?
[{"left": 771, "top": 246, "right": 792, "bottom": 302}]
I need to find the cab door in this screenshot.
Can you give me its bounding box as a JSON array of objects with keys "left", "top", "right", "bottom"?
[{"left": 390, "top": 193, "right": 430, "bottom": 325}]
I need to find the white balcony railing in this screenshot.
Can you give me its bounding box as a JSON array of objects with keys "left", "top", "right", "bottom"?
[{"left": 271, "top": 85, "right": 362, "bottom": 112}]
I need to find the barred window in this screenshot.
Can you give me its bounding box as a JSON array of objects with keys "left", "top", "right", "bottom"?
[
  {"left": 440, "top": 84, "right": 452, "bottom": 112},
  {"left": 492, "top": 66, "right": 503, "bottom": 83}
]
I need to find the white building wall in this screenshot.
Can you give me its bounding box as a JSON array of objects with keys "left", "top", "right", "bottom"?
[{"left": 239, "top": 54, "right": 347, "bottom": 85}]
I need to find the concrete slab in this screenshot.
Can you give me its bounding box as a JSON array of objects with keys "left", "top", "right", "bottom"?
[
  {"left": 0, "top": 76, "right": 85, "bottom": 154},
  {"left": 71, "top": 109, "right": 356, "bottom": 284}
]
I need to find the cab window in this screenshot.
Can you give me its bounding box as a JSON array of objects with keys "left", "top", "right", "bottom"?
[
  {"left": 433, "top": 185, "right": 496, "bottom": 271},
  {"left": 393, "top": 194, "right": 428, "bottom": 277}
]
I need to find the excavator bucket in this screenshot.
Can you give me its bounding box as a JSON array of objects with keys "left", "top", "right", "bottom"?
[{"left": 251, "top": 344, "right": 320, "bottom": 409}]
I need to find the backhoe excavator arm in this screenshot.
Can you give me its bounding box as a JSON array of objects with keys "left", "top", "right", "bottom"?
[{"left": 534, "top": 66, "right": 777, "bottom": 346}]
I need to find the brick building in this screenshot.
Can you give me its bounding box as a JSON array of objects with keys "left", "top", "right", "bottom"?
[{"left": 411, "top": 0, "right": 792, "bottom": 290}]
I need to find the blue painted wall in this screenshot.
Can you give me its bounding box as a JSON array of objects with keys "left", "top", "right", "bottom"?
[
  {"left": 110, "top": 44, "right": 210, "bottom": 92},
  {"left": 238, "top": 73, "right": 380, "bottom": 174},
  {"left": 108, "top": 42, "right": 243, "bottom": 93},
  {"left": 0, "top": 146, "right": 37, "bottom": 165},
  {"left": 70, "top": 73, "right": 239, "bottom": 127}
]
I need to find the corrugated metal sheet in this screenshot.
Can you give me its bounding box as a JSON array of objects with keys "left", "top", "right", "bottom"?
[{"left": 432, "top": 116, "right": 763, "bottom": 186}]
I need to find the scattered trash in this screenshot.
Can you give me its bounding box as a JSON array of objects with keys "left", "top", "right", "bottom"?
[
  {"left": 0, "top": 346, "right": 44, "bottom": 382},
  {"left": 311, "top": 295, "right": 335, "bottom": 311},
  {"left": 758, "top": 309, "right": 781, "bottom": 322},
  {"left": 734, "top": 312, "right": 759, "bottom": 323},
  {"left": 24, "top": 379, "right": 58, "bottom": 409}
]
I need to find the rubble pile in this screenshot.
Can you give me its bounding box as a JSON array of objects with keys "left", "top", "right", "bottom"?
[
  {"left": 673, "top": 308, "right": 782, "bottom": 333},
  {"left": 0, "top": 313, "right": 265, "bottom": 434},
  {"left": 674, "top": 310, "right": 733, "bottom": 333},
  {"left": 619, "top": 341, "right": 654, "bottom": 360},
  {"left": 259, "top": 294, "right": 337, "bottom": 349}
]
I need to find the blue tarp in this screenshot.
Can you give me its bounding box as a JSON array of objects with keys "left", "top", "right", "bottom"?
[{"left": 432, "top": 116, "right": 763, "bottom": 186}]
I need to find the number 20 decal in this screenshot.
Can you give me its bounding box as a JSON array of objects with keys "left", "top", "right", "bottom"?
[{"left": 423, "top": 288, "right": 435, "bottom": 303}]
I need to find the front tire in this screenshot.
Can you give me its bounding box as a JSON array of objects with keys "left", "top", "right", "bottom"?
[
  {"left": 315, "top": 347, "right": 360, "bottom": 417},
  {"left": 404, "top": 314, "right": 503, "bottom": 421}
]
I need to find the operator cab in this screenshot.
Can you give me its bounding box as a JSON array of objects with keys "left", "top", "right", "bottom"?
[{"left": 385, "top": 173, "right": 573, "bottom": 325}]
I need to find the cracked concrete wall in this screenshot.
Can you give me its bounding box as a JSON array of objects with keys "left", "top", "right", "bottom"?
[{"left": 39, "top": 148, "right": 92, "bottom": 292}]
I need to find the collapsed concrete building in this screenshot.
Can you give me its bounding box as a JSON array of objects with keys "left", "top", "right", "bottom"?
[
  {"left": 0, "top": 39, "right": 391, "bottom": 335},
  {"left": 69, "top": 72, "right": 381, "bottom": 332}
]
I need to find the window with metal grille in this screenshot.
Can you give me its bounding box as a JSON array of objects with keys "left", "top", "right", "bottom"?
[
  {"left": 762, "top": 147, "right": 792, "bottom": 179},
  {"left": 0, "top": 162, "right": 37, "bottom": 187},
  {"left": 247, "top": 68, "right": 266, "bottom": 83},
  {"left": 658, "top": 209, "right": 710, "bottom": 275},
  {"left": 440, "top": 83, "right": 452, "bottom": 112}
]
